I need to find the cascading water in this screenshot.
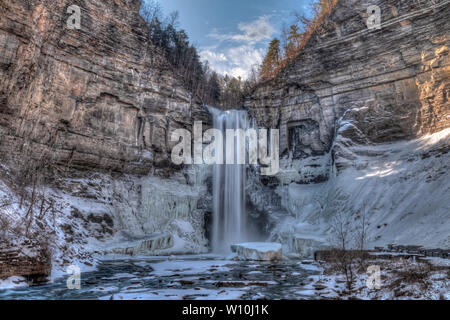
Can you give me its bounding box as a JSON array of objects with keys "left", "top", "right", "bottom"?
[{"left": 208, "top": 107, "right": 249, "bottom": 253}]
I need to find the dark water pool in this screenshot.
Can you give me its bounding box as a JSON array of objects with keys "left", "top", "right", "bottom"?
[{"left": 0, "top": 256, "right": 321, "bottom": 300}]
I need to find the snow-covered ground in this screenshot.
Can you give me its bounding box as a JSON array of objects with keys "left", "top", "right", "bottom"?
[
  {"left": 0, "top": 276, "right": 28, "bottom": 290},
  {"left": 0, "top": 256, "right": 322, "bottom": 300},
  {"left": 0, "top": 124, "right": 448, "bottom": 299},
  {"left": 98, "top": 287, "right": 248, "bottom": 300},
  {"left": 2, "top": 253, "right": 445, "bottom": 300},
  {"left": 306, "top": 256, "right": 449, "bottom": 300},
  {"left": 0, "top": 164, "right": 212, "bottom": 283},
  {"left": 271, "top": 128, "right": 450, "bottom": 252}
]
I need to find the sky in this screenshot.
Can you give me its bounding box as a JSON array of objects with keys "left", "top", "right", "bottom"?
[{"left": 154, "top": 0, "right": 313, "bottom": 79}]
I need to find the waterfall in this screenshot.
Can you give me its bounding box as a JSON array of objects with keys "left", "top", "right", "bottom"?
[{"left": 208, "top": 107, "right": 249, "bottom": 253}]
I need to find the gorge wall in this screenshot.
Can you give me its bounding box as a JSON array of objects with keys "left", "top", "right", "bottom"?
[
  {"left": 0, "top": 0, "right": 209, "bottom": 175},
  {"left": 245, "top": 0, "right": 450, "bottom": 251},
  {"left": 246, "top": 0, "right": 449, "bottom": 160},
  {"left": 0, "top": 0, "right": 449, "bottom": 279},
  {"left": 0, "top": 0, "right": 211, "bottom": 275}
]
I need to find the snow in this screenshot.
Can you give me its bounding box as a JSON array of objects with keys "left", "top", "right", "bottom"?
[
  {"left": 297, "top": 262, "right": 322, "bottom": 271},
  {"left": 422, "top": 257, "right": 450, "bottom": 267},
  {"left": 50, "top": 260, "right": 98, "bottom": 282},
  {"left": 87, "top": 286, "right": 119, "bottom": 294},
  {"left": 0, "top": 119, "right": 447, "bottom": 301},
  {"left": 108, "top": 273, "right": 136, "bottom": 279},
  {"left": 115, "top": 172, "right": 209, "bottom": 254},
  {"left": 0, "top": 165, "right": 211, "bottom": 282},
  {"left": 173, "top": 220, "right": 195, "bottom": 234},
  {"left": 247, "top": 271, "right": 262, "bottom": 274},
  {"left": 271, "top": 128, "right": 450, "bottom": 251},
  {"left": 133, "top": 261, "right": 152, "bottom": 268},
  {"left": 231, "top": 242, "right": 283, "bottom": 261},
  {"left": 149, "top": 259, "right": 234, "bottom": 277},
  {"left": 98, "top": 287, "right": 247, "bottom": 300},
  {"left": 295, "top": 289, "right": 317, "bottom": 296},
  {"left": 232, "top": 242, "right": 282, "bottom": 252},
  {"left": 0, "top": 276, "right": 28, "bottom": 290},
  {"left": 305, "top": 257, "right": 450, "bottom": 300}
]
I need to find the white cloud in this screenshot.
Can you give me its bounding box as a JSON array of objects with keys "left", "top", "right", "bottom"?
[
  {"left": 229, "top": 67, "right": 248, "bottom": 80},
  {"left": 201, "top": 15, "right": 275, "bottom": 79},
  {"left": 200, "top": 50, "right": 228, "bottom": 64},
  {"left": 208, "top": 15, "right": 276, "bottom": 44},
  {"left": 200, "top": 45, "right": 265, "bottom": 80}
]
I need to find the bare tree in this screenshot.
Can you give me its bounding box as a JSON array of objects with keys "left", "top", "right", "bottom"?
[
  {"left": 325, "top": 186, "right": 372, "bottom": 293},
  {"left": 329, "top": 209, "right": 356, "bottom": 292},
  {"left": 355, "top": 205, "right": 370, "bottom": 270},
  {"left": 0, "top": 211, "right": 11, "bottom": 241}
]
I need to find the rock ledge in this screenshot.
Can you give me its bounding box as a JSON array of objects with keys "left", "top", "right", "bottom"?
[{"left": 231, "top": 242, "right": 282, "bottom": 261}]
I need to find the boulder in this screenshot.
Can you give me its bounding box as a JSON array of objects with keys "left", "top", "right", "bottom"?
[
  {"left": 290, "top": 237, "right": 329, "bottom": 259},
  {"left": 231, "top": 242, "right": 282, "bottom": 261},
  {"left": 0, "top": 240, "right": 51, "bottom": 284}
]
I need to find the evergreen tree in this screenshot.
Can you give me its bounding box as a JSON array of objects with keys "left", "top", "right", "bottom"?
[
  {"left": 207, "top": 72, "right": 221, "bottom": 105},
  {"left": 140, "top": 0, "right": 247, "bottom": 108},
  {"left": 285, "top": 24, "right": 301, "bottom": 57},
  {"left": 260, "top": 38, "right": 281, "bottom": 80}
]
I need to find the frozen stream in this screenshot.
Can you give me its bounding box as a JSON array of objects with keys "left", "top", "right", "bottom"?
[{"left": 0, "top": 256, "right": 322, "bottom": 300}]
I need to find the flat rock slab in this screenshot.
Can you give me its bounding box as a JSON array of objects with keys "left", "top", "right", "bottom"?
[
  {"left": 231, "top": 242, "right": 282, "bottom": 261},
  {"left": 107, "top": 233, "right": 174, "bottom": 256},
  {"left": 291, "top": 237, "right": 328, "bottom": 259}
]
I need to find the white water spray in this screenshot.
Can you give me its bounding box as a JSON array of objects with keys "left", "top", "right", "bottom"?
[{"left": 208, "top": 107, "right": 249, "bottom": 252}]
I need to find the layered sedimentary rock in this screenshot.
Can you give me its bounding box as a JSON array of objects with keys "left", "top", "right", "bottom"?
[
  {"left": 245, "top": 0, "right": 450, "bottom": 250},
  {"left": 0, "top": 0, "right": 211, "bottom": 278},
  {"left": 0, "top": 240, "right": 51, "bottom": 283},
  {"left": 246, "top": 0, "right": 449, "bottom": 162},
  {"left": 106, "top": 233, "right": 174, "bottom": 256},
  {"left": 231, "top": 242, "right": 282, "bottom": 261},
  {"left": 0, "top": 0, "right": 209, "bottom": 175}
]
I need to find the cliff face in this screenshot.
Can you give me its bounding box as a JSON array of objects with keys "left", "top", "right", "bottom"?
[
  {"left": 246, "top": 0, "right": 449, "bottom": 162},
  {"left": 0, "top": 0, "right": 212, "bottom": 276},
  {"left": 0, "top": 0, "right": 209, "bottom": 175},
  {"left": 245, "top": 0, "right": 450, "bottom": 250},
  {"left": 0, "top": 0, "right": 449, "bottom": 276}
]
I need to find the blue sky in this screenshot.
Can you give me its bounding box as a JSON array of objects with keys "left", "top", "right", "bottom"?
[{"left": 155, "top": 0, "right": 313, "bottom": 79}]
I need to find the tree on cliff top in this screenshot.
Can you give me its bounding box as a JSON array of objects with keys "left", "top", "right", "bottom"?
[
  {"left": 284, "top": 24, "right": 301, "bottom": 60},
  {"left": 141, "top": 1, "right": 205, "bottom": 98},
  {"left": 141, "top": 0, "right": 247, "bottom": 108},
  {"left": 260, "top": 38, "right": 281, "bottom": 80},
  {"left": 221, "top": 76, "right": 243, "bottom": 108},
  {"left": 204, "top": 71, "right": 221, "bottom": 106},
  {"left": 257, "top": 0, "right": 339, "bottom": 82}
]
